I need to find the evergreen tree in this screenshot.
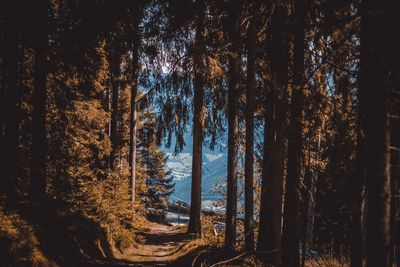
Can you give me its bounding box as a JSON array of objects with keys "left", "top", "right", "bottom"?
[
  {"left": 224, "top": 0, "right": 241, "bottom": 251},
  {"left": 188, "top": 0, "right": 206, "bottom": 237},
  {"left": 244, "top": 0, "right": 257, "bottom": 253},
  {"left": 361, "top": 0, "right": 391, "bottom": 265},
  {"left": 281, "top": 0, "right": 305, "bottom": 265},
  {"left": 139, "top": 108, "right": 174, "bottom": 222},
  {"left": 257, "top": 1, "right": 290, "bottom": 264}
]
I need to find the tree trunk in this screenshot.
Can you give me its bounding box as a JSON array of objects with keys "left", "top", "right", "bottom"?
[
  {"left": 257, "top": 3, "right": 290, "bottom": 265},
  {"left": 188, "top": 0, "right": 206, "bottom": 237},
  {"left": 129, "top": 94, "right": 137, "bottom": 203},
  {"left": 3, "top": 0, "right": 19, "bottom": 200},
  {"left": 0, "top": 5, "right": 5, "bottom": 183},
  {"left": 361, "top": 1, "right": 391, "bottom": 266},
  {"left": 0, "top": 65, "right": 4, "bottom": 187},
  {"left": 350, "top": 108, "right": 367, "bottom": 267},
  {"left": 225, "top": 0, "right": 240, "bottom": 250},
  {"left": 244, "top": 5, "right": 256, "bottom": 253},
  {"left": 281, "top": 0, "right": 305, "bottom": 265},
  {"left": 390, "top": 179, "right": 398, "bottom": 266},
  {"left": 110, "top": 51, "right": 121, "bottom": 170},
  {"left": 129, "top": 12, "right": 141, "bottom": 206}
]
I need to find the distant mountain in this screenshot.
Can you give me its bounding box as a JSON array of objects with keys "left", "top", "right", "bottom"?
[{"left": 163, "top": 131, "right": 227, "bottom": 210}]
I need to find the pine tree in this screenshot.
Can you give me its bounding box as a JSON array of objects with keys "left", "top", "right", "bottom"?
[
  {"left": 257, "top": 2, "right": 290, "bottom": 264},
  {"left": 244, "top": 0, "right": 257, "bottom": 253},
  {"left": 128, "top": 7, "right": 142, "bottom": 206},
  {"left": 281, "top": 0, "right": 305, "bottom": 265},
  {"left": 225, "top": 0, "right": 240, "bottom": 250},
  {"left": 139, "top": 108, "right": 174, "bottom": 222},
  {"left": 188, "top": 0, "right": 206, "bottom": 237},
  {"left": 361, "top": 0, "right": 391, "bottom": 265}
]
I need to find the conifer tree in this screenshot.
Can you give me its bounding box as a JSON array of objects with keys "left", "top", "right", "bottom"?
[
  {"left": 282, "top": 0, "right": 305, "bottom": 265},
  {"left": 244, "top": 0, "right": 257, "bottom": 253},
  {"left": 128, "top": 5, "right": 143, "bottom": 205},
  {"left": 257, "top": 1, "right": 290, "bottom": 264},
  {"left": 188, "top": 0, "right": 206, "bottom": 237},
  {"left": 225, "top": 0, "right": 241, "bottom": 250},
  {"left": 139, "top": 108, "right": 174, "bottom": 222},
  {"left": 361, "top": 0, "right": 391, "bottom": 265}
]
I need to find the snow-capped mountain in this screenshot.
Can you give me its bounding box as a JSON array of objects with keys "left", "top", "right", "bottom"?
[{"left": 163, "top": 131, "right": 227, "bottom": 208}]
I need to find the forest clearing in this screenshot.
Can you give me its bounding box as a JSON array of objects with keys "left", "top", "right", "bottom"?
[{"left": 1, "top": 0, "right": 399, "bottom": 266}]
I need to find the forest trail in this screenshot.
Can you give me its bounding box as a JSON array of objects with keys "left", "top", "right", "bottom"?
[
  {"left": 127, "top": 224, "right": 196, "bottom": 263},
  {"left": 90, "top": 223, "right": 205, "bottom": 266}
]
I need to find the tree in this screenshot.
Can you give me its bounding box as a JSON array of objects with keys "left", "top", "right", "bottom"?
[
  {"left": 281, "top": 0, "right": 305, "bottom": 265},
  {"left": 225, "top": 0, "right": 241, "bottom": 250},
  {"left": 139, "top": 108, "right": 174, "bottom": 222},
  {"left": 0, "top": 0, "right": 6, "bottom": 190},
  {"left": 360, "top": 0, "right": 391, "bottom": 266},
  {"left": 257, "top": 2, "right": 290, "bottom": 264},
  {"left": 128, "top": 7, "right": 142, "bottom": 205},
  {"left": 244, "top": 0, "right": 256, "bottom": 253},
  {"left": 351, "top": 74, "right": 366, "bottom": 267},
  {"left": 188, "top": 0, "right": 206, "bottom": 237}
]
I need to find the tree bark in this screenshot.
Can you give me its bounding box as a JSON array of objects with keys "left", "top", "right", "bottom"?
[
  {"left": 0, "top": 3, "right": 5, "bottom": 182},
  {"left": 244, "top": 5, "right": 256, "bottom": 253},
  {"left": 225, "top": 0, "right": 240, "bottom": 250},
  {"left": 257, "top": 3, "right": 290, "bottom": 265},
  {"left": 350, "top": 107, "right": 366, "bottom": 267},
  {"left": 0, "top": 65, "right": 4, "bottom": 186},
  {"left": 360, "top": 1, "right": 391, "bottom": 266},
  {"left": 129, "top": 12, "right": 141, "bottom": 206},
  {"left": 188, "top": 0, "right": 206, "bottom": 237},
  {"left": 281, "top": 0, "right": 305, "bottom": 265}
]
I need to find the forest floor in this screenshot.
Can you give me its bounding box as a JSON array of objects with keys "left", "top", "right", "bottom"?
[
  {"left": 88, "top": 222, "right": 210, "bottom": 266},
  {"left": 122, "top": 222, "right": 204, "bottom": 265}
]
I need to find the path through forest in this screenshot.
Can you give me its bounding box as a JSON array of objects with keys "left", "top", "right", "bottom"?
[{"left": 89, "top": 223, "right": 206, "bottom": 266}]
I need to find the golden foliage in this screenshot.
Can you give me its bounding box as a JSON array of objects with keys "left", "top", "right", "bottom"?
[{"left": 0, "top": 208, "right": 58, "bottom": 267}]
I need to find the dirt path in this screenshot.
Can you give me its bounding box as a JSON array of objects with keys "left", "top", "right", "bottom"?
[
  {"left": 88, "top": 223, "right": 205, "bottom": 266},
  {"left": 125, "top": 224, "right": 198, "bottom": 264}
]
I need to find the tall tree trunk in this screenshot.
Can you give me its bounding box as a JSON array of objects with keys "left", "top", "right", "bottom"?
[
  {"left": 350, "top": 107, "right": 366, "bottom": 267},
  {"left": 257, "top": 3, "right": 290, "bottom": 265},
  {"left": 0, "top": 3, "right": 5, "bottom": 180},
  {"left": 188, "top": 0, "right": 206, "bottom": 237},
  {"left": 244, "top": 4, "right": 256, "bottom": 253},
  {"left": 129, "top": 12, "right": 141, "bottom": 206},
  {"left": 387, "top": 2, "right": 400, "bottom": 266},
  {"left": 3, "top": 0, "right": 19, "bottom": 200},
  {"left": 281, "top": 0, "right": 305, "bottom": 265},
  {"left": 110, "top": 51, "right": 121, "bottom": 170},
  {"left": 390, "top": 179, "right": 399, "bottom": 266},
  {"left": 30, "top": 0, "right": 48, "bottom": 201},
  {"left": 225, "top": 0, "right": 240, "bottom": 250},
  {"left": 361, "top": 0, "right": 391, "bottom": 266},
  {"left": 0, "top": 65, "right": 4, "bottom": 184},
  {"left": 0, "top": 45, "right": 7, "bottom": 192}
]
